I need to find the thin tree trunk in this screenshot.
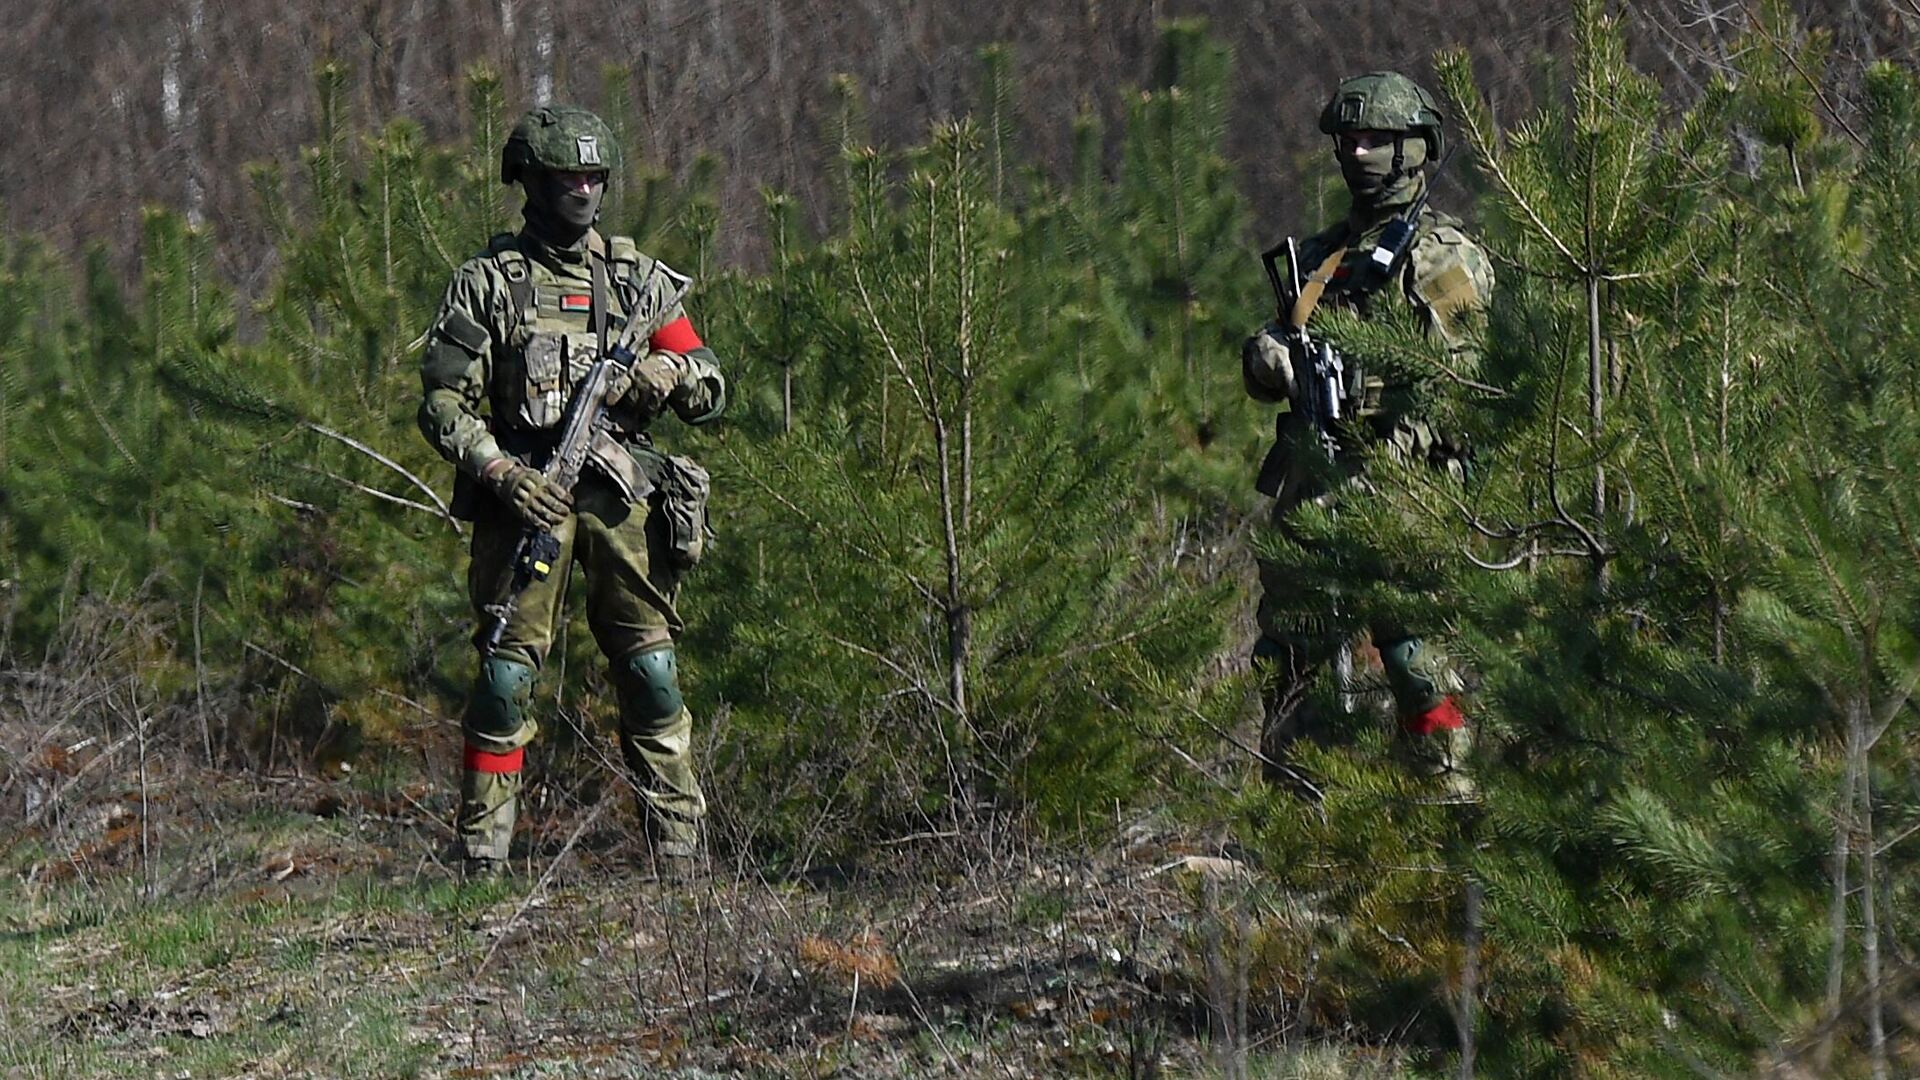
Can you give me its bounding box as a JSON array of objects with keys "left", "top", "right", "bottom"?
[
  {"left": 135, "top": 676, "right": 153, "bottom": 900},
  {"left": 933, "top": 416, "right": 969, "bottom": 722},
  {"left": 195, "top": 572, "right": 212, "bottom": 766},
  {"left": 1458, "top": 879, "right": 1482, "bottom": 1080},
  {"left": 955, "top": 143, "right": 975, "bottom": 537},
  {"left": 1856, "top": 696, "right": 1888, "bottom": 1080},
  {"left": 1586, "top": 271, "right": 1608, "bottom": 587},
  {"left": 532, "top": 0, "right": 553, "bottom": 104},
  {"left": 164, "top": 0, "right": 207, "bottom": 228},
  {"left": 1818, "top": 713, "right": 1862, "bottom": 1071}
]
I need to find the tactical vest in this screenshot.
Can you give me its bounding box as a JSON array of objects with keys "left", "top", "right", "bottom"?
[
  {"left": 484, "top": 231, "right": 650, "bottom": 435},
  {"left": 477, "top": 231, "right": 684, "bottom": 509},
  {"left": 1256, "top": 209, "right": 1473, "bottom": 498}
]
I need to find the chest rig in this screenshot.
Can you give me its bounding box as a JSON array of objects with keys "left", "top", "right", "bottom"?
[{"left": 486, "top": 233, "right": 642, "bottom": 435}]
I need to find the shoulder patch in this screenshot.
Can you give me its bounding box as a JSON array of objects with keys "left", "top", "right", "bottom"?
[
  {"left": 434, "top": 307, "right": 490, "bottom": 355},
  {"left": 1408, "top": 220, "right": 1493, "bottom": 337}
]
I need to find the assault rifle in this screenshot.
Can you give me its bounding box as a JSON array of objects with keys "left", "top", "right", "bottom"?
[
  {"left": 1261, "top": 237, "right": 1349, "bottom": 457},
  {"left": 478, "top": 260, "right": 693, "bottom": 656},
  {"left": 1257, "top": 146, "right": 1452, "bottom": 456}
]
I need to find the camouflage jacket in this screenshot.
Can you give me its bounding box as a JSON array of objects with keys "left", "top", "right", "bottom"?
[
  {"left": 1245, "top": 203, "right": 1493, "bottom": 495},
  {"left": 417, "top": 228, "right": 725, "bottom": 502}
]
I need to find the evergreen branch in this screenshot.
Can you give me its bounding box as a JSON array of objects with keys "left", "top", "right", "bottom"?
[
  {"left": 1166, "top": 692, "right": 1325, "bottom": 806},
  {"left": 1741, "top": 3, "right": 1867, "bottom": 149},
  {"left": 1544, "top": 339, "right": 1612, "bottom": 565},
  {"left": 1436, "top": 51, "right": 1587, "bottom": 275},
  {"left": 81, "top": 386, "right": 142, "bottom": 474},
  {"left": 848, "top": 260, "right": 933, "bottom": 421},
  {"left": 405, "top": 168, "right": 460, "bottom": 272},
  {"left": 1786, "top": 491, "right": 1869, "bottom": 654},
  {"left": 723, "top": 444, "right": 943, "bottom": 609},
  {"left": 301, "top": 422, "right": 454, "bottom": 523}
]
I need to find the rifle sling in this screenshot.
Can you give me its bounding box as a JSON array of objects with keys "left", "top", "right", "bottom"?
[
  {"left": 590, "top": 239, "right": 611, "bottom": 359},
  {"left": 1289, "top": 245, "right": 1349, "bottom": 331}
]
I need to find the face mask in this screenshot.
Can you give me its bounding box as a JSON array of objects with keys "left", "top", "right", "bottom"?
[
  {"left": 525, "top": 170, "right": 607, "bottom": 240},
  {"left": 1339, "top": 136, "right": 1428, "bottom": 209}
]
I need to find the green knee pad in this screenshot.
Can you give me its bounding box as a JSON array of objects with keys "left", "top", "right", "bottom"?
[
  {"left": 1377, "top": 636, "right": 1445, "bottom": 715},
  {"left": 468, "top": 657, "right": 536, "bottom": 739},
  {"left": 618, "top": 647, "right": 684, "bottom": 724}
]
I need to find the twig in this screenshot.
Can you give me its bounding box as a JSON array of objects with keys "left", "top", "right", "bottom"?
[
  {"left": 268, "top": 493, "right": 323, "bottom": 514},
  {"left": 477, "top": 792, "right": 612, "bottom": 977},
  {"left": 818, "top": 630, "right": 954, "bottom": 715},
  {"left": 877, "top": 830, "right": 963, "bottom": 846},
  {"left": 302, "top": 421, "right": 457, "bottom": 522},
  {"left": 26, "top": 711, "right": 163, "bottom": 826},
  {"left": 297, "top": 464, "right": 463, "bottom": 533},
  {"left": 243, "top": 640, "right": 325, "bottom": 688}
]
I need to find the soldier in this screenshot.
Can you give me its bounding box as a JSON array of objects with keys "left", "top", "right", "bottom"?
[
  {"left": 417, "top": 106, "right": 726, "bottom": 879},
  {"left": 1241, "top": 72, "right": 1492, "bottom": 798}
]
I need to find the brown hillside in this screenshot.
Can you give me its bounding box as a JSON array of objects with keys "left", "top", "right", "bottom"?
[{"left": 6, "top": 0, "right": 1910, "bottom": 280}]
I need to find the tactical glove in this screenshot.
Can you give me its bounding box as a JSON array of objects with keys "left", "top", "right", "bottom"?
[
  {"left": 484, "top": 460, "right": 572, "bottom": 529},
  {"left": 606, "top": 351, "right": 688, "bottom": 414},
  {"left": 1241, "top": 326, "right": 1295, "bottom": 401}
]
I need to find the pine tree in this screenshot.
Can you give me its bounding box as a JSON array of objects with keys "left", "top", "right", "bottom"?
[{"left": 1230, "top": 4, "right": 1920, "bottom": 1073}]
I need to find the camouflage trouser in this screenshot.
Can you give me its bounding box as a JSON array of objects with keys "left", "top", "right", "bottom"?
[
  {"left": 457, "top": 472, "right": 707, "bottom": 861},
  {"left": 1252, "top": 437, "right": 1472, "bottom": 795}
]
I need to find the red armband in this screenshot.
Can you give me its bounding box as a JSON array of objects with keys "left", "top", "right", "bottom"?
[
  {"left": 1401, "top": 697, "right": 1467, "bottom": 736},
  {"left": 649, "top": 317, "right": 704, "bottom": 354}
]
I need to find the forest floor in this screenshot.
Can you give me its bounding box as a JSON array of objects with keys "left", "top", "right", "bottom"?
[{"left": 0, "top": 758, "right": 1408, "bottom": 1079}]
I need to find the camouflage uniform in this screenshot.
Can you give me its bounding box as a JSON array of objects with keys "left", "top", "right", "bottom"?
[
  {"left": 418, "top": 107, "right": 725, "bottom": 874},
  {"left": 1242, "top": 73, "right": 1493, "bottom": 796}
]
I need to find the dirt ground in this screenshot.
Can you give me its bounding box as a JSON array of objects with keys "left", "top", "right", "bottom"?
[{"left": 0, "top": 751, "right": 1407, "bottom": 1079}]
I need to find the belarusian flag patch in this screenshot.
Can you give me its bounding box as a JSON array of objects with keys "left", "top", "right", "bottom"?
[{"left": 559, "top": 294, "right": 591, "bottom": 312}]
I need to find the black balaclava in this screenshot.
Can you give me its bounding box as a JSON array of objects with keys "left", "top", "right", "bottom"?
[{"left": 522, "top": 169, "right": 606, "bottom": 249}]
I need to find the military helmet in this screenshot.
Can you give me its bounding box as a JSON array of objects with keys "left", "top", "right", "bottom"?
[
  {"left": 500, "top": 106, "right": 617, "bottom": 186},
  {"left": 1317, "top": 71, "right": 1446, "bottom": 159}
]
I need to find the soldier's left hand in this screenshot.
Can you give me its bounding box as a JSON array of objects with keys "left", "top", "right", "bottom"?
[{"left": 1242, "top": 327, "right": 1295, "bottom": 399}]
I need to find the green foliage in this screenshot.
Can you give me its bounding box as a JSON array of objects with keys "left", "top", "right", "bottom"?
[
  {"left": 694, "top": 115, "right": 1235, "bottom": 850},
  {"left": 1234, "top": 5, "right": 1920, "bottom": 1075},
  {"left": 17, "top": 14, "right": 1920, "bottom": 1076},
  {"left": 1, "top": 38, "right": 1248, "bottom": 850}
]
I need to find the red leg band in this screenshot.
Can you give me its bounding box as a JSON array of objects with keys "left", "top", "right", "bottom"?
[
  {"left": 464, "top": 745, "right": 524, "bottom": 774},
  {"left": 1402, "top": 697, "right": 1467, "bottom": 736}
]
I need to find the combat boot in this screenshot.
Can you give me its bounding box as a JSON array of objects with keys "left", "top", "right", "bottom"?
[
  {"left": 457, "top": 746, "right": 524, "bottom": 865},
  {"left": 462, "top": 853, "right": 509, "bottom": 882},
  {"left": 613, "top": 647, "right": 709, "bottom": 883},
  {"left": 643, "top": 831, "right": 701, "bottom": 884}
]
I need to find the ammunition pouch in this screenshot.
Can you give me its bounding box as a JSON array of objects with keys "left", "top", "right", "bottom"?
[
  {"left": 510, "top": 331, "right": 600, "bottom": 430},
  {"left": 660, "top": 455, "right": 712, "bottom": 570}
]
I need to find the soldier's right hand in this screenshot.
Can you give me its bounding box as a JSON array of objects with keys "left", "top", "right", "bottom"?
[
  {"left": 1242, "top": 326, "right": 1295, "bottom": 400},
  {"left": 486, "top": 461, "right": 573, "bottom": 529}
]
